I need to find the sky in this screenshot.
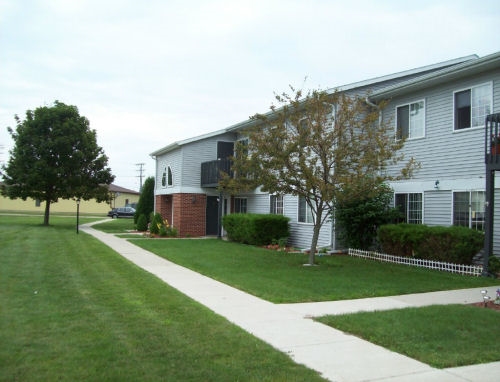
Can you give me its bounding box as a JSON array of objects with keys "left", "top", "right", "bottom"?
[{"left": 1, "top": 0, "right": 499, "bottom": 191}]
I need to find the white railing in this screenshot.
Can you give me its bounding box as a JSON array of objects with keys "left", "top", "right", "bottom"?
[{"left": 348, "top": 248, "right": 483, "bottom": 277}]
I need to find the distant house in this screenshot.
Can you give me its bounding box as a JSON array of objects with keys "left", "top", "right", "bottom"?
[
  {"left": 108, "top": 184, "right": 141, "bottom": 209},
  {"left": 151, "top": 52, "right": 500, "bottom": 254},
  {"left": 0, "top": 183, "right": 139, "bottom": 215}
]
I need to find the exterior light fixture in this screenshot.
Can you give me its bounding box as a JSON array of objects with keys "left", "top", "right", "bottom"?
[{"left": 434, "top": 180, "right": 440, "bottom": 189}]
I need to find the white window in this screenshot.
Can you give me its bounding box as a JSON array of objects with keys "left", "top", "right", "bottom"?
[
  {"left": 454, "top": 83, "right": 492, "bottom": 130},
  {"left": 453, "top": 191, "right": 485, "bottom": 230},
  {"left": 234, "top": 197, "right": 247, "bottom": 213},
  {"left": 270, "top": 195, "right": 283, "bottom": 215},
  {"left": 162, "top": 166, "right": 173, "bottom": 187},
  {"left": 161, "top": 167, "right": 167, "bottom": 187},
  {"left": 298, "top": 196, "right": 314, "bottom": 224},
  {"left": 396, "top": 100, "right": 425, "bottom": 139},
  {"left": 395, "top": 193, "right": 422, "bottom": 224},
  {"left": 167, "top": 166, "right": 173, "bottom": 186}
]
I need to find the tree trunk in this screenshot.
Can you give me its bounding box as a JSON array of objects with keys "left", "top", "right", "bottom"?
[
  {"left": 43, "top": 200, "right": 51, "bottom": 225},
  {"left": 307, "top": 208, "right": 323, "bottom": 266}
]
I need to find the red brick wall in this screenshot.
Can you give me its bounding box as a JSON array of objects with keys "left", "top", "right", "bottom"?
[
  {"left": 156, "top": 195, "right": 173, "bottom": 225},
  {"left": 170, "top": 193, "right": 206, "bottom": 237}
]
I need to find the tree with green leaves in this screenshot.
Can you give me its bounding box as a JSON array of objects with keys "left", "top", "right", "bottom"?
[
  {"left": 134, "top": 176, "right": 155, "bottom": 224},
  {"left": 1, "top": 101, "right": 114, "bottom": 225},
  {"left": 223, "top": 87, "right": 418, "bottom": 265},
  {"left": 335, "top": 181, "right": 401, "bottom": 250}
]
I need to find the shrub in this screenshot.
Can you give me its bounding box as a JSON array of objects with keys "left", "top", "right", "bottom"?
[
  {"left": 159, "top": 224, "right": 168, "bottom": 237},
  {"left": 150, "top": 212, "right": 163, "bottom": 235},
  {"left": 136, "top": 214, "right": 148, "bottom": 232},
  {"left": 489, "top": 256, "right": 500, "bottom": 276},
  {"left": 335, "top": 182, "right": 401, "bottom": 250},
  {"left": 134, "top": 177, "right": 155, "bottom": 224},
  {"left": 378, "top": 224, "right": 484, "bottom": 264},
  {"left": 223, "top": 213, "right": 290, "bottom": 246}
]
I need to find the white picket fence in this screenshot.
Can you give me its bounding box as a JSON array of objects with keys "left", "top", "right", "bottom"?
[{"left": 348, "top": 248, "right": 483, "bottom": 277}]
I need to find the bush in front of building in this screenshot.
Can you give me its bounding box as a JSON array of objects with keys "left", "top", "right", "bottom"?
[
  {"left": 149, "top": 212, "right": 163, "bottom": 235},
  {"left": 134, "top": 177, "right": 155, "bottom": 224},
  {"left": 223, "top": 213, "right": 290, "bottom": 246},
  {"left": 136, "top": 214, "right": 148, "bottom": 232},
  {"left": 378, "top": 224, "right": 484, "bottom": 264}
]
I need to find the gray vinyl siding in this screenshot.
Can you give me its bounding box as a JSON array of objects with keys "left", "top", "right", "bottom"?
[
  {"left": 385, "top": 70, "right": 500, "bottom": 181},
  {"left": 244, "top": 192, "right": 270, "bottom": 214},
  {"left": 155, "top": 149, "right": 183, "bottom": 191},
  {"left": 182, "top": 132, "right": 237, "bottom": 189},
  {"left": 155, "top": 132, "right": 237, "bottom": 193},
  {"left": 423, "top": 191, "right": 452, "bottom": 226},
  {"left": 384, "top": 68, "right": 500, "bottom": 255},
  {"left": 283, "top": 195, "right": 331, "bottom": 249}
]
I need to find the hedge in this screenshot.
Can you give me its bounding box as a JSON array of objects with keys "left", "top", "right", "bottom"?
[
  {"left": 222, "top": 213, "right": 290, "bottom": 246},
  {"left": 378, "top": 224, "right": 484, "bottom": 265}
]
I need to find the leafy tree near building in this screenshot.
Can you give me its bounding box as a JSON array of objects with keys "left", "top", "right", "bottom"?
[
  {"left": 334, "top": 181, "right": 401, "bottom": 250},
  {"left": 1, "top": 101, "right": 114, "bottom": 225},
  {"left": 134, "top": 176, "right": 155, "bottom": 224},
  {"left": 223, "top": 86, "right": 418, "bottom": 265}
]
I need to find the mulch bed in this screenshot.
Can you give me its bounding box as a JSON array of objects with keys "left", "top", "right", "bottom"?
[{"left": 469, "top": 301, "right": 500, "bottom": 311}]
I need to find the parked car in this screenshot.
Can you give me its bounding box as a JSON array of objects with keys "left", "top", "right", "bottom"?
[{"left": 107, "top": 207, "right": 136, "bottom": 218}]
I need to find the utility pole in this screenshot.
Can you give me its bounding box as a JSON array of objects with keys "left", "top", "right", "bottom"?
[{"left": 136, "top": 163, "right": 145, "bottom": 191}]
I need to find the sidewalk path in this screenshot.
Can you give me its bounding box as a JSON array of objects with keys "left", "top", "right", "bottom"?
[{"left": 81, "top": 222, "right": 500, "bottom": 382}]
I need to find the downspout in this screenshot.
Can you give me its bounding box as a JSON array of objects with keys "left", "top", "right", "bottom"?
[
  {"left": 365, "top": 96, "right": 382, "bottom": 126},
  {"left": 150, "top": 155, "right": 157, "bottom": 213}
]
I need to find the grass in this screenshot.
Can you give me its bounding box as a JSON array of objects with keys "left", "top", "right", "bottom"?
[
  {"left": 125, "top": 238, "right": 499, "bottom": 303},
  {"left": 0, "top": 215, "right": 325, "bottom": 381},
  {"left": 88, "top": 219, "right": 500, "bottom": 369},
  {"left": 316, "top": 305, "right": 500, "bottom": 368},
  {"left": 89, "top": 217, "right": 135, "bottom": 232}
]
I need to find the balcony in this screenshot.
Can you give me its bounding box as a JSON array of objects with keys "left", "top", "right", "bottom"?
[{"left": 201, "top": 158, "right": 232, "bottom": 187}]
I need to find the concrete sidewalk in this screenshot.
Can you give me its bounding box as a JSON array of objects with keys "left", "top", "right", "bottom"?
[{"left": 81, "top": 222, "right": 500, "bottom": 382}]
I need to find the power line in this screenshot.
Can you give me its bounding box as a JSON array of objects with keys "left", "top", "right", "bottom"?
[{"left": 136, "top": 163, "right": 145, "bottom": 191}]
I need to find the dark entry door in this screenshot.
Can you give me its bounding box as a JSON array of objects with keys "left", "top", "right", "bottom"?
[{"left": 206, "top": 196, "right": 219, "bottom": 235}]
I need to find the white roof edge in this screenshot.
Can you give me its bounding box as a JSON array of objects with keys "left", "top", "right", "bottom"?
[
  {"left": 150, "top": 127, "right": 233, "bottom": 157},
  {"left": 369, "top": 51, "right": 500, "bottom": 100},
  {"left": 330, "top": 54, "right": 479, "bottom": 93},
  {"left": 150, "top": 54, "right": 483, "bottom": 156}
]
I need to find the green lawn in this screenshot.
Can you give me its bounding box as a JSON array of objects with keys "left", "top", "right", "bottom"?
[
  {"left": 0, "top": 215, "right": 325, "bottom": 381},
  {"left": 88, "top": 218, "right": 500, "bottom": 369},
  {"left": 90, "top": 217, "right": 135, "bottom": 233},
  {"left": 127, "top": 237, "right": 498, "bottom": 303},
  {"left": 317, "top": 305, "right": 500, "bottom": 368}
]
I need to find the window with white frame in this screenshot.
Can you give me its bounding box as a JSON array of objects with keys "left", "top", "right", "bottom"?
[
  {"left": 395, "top": 193, "right": 422, "bottom": 224},
  {"left": 270, "top": 195, "right": 284, "bottom": 215},
  {"left": 298, "top": 196, "right": 314, "bottom": 223},
  {"left": 161, "top": 166, "right": 174, "bottom": 187},
  {"left": 453, "top": 191, "right": 485, "bottom": 230},
  {"left": 167, "top": 166, "right": 173, "bottom": 186},
  {"left": 161, "top": 167, "right": 167, "bottom": 187},
  {"left": 234, "top": 197, "right": 247, "bottom": 213},
  {"left": 396, "top": 100, "right": 425, "bottom": 139},
  {"left": 454, "top": 83, "right": 492, "bottom": 130}
]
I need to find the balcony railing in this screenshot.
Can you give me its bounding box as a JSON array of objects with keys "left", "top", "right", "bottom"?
[{"left": 201, "top": 158, "right": 232, "bottom": 187}]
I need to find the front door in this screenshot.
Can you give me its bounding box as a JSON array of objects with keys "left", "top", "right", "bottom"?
[{"left": 206, "top": 196, "right": 219, "bottom": 235}]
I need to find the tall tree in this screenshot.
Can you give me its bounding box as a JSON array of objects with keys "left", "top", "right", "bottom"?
[
  {"left": 223, "top": 87, "right": 418, "bottom": 265},
  {"left": 134, "top": 176, "right": 155, "bottom": 224},
  {"left": 1, "top": 101, "right": 114, "bottom": 225}
]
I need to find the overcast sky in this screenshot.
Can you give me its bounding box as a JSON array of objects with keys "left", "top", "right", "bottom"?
[{"left": 1, "top": 0, "right": 499, "bottom": 191}]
